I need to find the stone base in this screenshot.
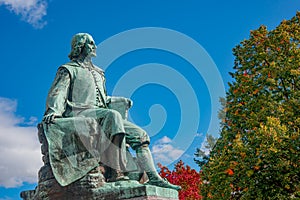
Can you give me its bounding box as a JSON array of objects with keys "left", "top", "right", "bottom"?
[{"left": 20, "top": 180, "right": 178, "bottom": 200}]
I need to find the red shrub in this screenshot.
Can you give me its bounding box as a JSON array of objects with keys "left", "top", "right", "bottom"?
[{"left": 158, "top": 160, "right": 202, "bottom": 200}]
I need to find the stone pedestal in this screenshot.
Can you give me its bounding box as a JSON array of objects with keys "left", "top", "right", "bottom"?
[{"left": 20, "top": 181, "right": 178, "bottom": 200}]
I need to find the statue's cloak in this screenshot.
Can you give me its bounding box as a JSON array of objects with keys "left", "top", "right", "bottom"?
[{"left": 42, "top": 117, "right": 110, "bottom": 186}]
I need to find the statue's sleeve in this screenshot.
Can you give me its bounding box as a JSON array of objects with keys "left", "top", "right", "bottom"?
[{"left": 44, "top": 67, "right": 70, "bottom": 116}]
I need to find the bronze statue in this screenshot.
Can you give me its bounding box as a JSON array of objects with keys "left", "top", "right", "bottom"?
[{"left": 42, "top": 33, "right": 180, "bottom": 190}]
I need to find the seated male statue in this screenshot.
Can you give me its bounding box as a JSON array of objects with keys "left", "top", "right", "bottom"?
[{"left": 42, "top": 32, "right": 180, "bottom": 190}]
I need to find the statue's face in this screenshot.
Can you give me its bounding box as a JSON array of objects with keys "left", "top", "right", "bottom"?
[{"left": 83, "top": 34, "right": 97, "bottom": 58}]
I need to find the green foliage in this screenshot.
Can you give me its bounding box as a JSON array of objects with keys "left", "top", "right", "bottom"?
[
  {"left": 194, "top": 134, "right": 217, "bottom": 168},
  {"left": 200, "top": 12, "right": 300, "bottom": 199}
]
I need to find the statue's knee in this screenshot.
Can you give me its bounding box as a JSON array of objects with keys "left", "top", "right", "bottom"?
[{"left": 106, "top": 109, "right": 122, "bottom": 120}]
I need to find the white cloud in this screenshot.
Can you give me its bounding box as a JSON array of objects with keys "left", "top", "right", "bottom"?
[
  {"left": 151, "top": 136, "right": 184, "bottom": 165},
  {"left": 0, "top": 97, "right": 42, "bottom": 188},
  {"left": 157, "top": 135, "right": 172, "bottom": 144},
  {"left": 0, "top": 0, "right": 47, "bottom": 28},
  {"left": 199, "top": 140, "right": 210, "bottom": 156}
]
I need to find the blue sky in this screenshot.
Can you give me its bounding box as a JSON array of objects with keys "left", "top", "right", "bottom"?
[{"left": 0, "top": 0, "right": 300, "bottom": 199}]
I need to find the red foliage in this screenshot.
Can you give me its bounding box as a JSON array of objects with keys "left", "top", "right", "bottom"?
[
  {"left": 158, "top": 160, "right": 202, "bottom": 200},
  {"left": 225, "top": 168, "right": 234, "bottom": 176}
]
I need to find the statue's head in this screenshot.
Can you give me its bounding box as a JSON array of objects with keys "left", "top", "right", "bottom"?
[{"left": 68, "top": 33, "right": 97, "bottom": 60}]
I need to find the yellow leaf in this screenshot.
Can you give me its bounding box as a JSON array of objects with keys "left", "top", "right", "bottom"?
[
  {"left": 246, "top": 170, "right": 254, "bottom": 177},
  {"left": 285, "top": 185, "right": 290, "bottom": 190}
]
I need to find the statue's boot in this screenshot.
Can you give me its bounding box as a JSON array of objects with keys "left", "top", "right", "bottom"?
[
  {"left": 136, "top": 144, "right": 181, "bottom": 190},
  {"left": 108, "top": 169, "right": 129, "bottom": 182},
  {"left": 107, "top": 133, "right": 129, "bottom": 182}
]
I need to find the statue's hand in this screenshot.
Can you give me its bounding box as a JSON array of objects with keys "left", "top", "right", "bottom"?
[
  {"left": 43, "top": 113, "right": 62, "bottom": 124},
  {"left": 107, "top": 96, "right": 133, "bottom": 108}
]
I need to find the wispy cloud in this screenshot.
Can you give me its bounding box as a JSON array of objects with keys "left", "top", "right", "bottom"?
[
  {"left": 0, "top": 97, "right": 42, "bottom": 188},
  {"left": 151, "top": 136, "right": 184, "bottom": 165},
  {"left": 0, "top": 0, "right": 47, "bottom": 29}
]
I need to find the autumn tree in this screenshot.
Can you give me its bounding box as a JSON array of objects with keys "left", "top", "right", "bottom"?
[{"left": 200, "top": 12, "right": 300, "bottom": 199}]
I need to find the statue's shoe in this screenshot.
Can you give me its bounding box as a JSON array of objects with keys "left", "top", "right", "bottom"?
[
  {"left": 107, "top": 171, "right": 130, "bottom": 182},
  {"left": 146, "top": 178, "right": 181, "bottom": 190}
]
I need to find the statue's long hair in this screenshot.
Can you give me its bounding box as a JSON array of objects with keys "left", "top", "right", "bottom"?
[{"left": 68, "top": 33, "right": 90, "bottom": 60}]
